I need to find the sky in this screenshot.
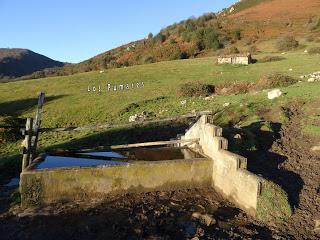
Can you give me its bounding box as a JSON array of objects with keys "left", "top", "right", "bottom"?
[{"left": 0, "top": 0, "right": 237, "bottom": 63}]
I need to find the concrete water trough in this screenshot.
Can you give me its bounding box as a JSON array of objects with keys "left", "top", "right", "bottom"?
[{"left": 20, "top": 115, "right": 292, "bottom": 221}]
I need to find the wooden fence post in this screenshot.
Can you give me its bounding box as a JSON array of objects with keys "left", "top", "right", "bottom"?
[
  {"left": 22, "top": 118, "right": 33, "bottom": 171},
  {"left": 30, "top": 92, "right": 45, "bottom": 161}
]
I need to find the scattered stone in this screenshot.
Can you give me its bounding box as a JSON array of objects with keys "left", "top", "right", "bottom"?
[
  {"left": 181, "top": 100, "right": 187, "bottom": 105},
  {"left": 315, "top": 220, "right": 320, "bottom": 233},
  {"left": 99, "top": 70, "right": 104, "bottom": 73},
  {"left": 304, "top": 49, "right": 308, "bottom": 53},
  {"left": 311, "top": 145, "right": 320, "bottom": 151},
  {"left": 300, "top": 75, "right": 305, "bottom": 79},
  {"left": 268, "top": 89, "right": 282, "bottom": 100},
  {"left": 192, "top": 212, "right": 216, "bottom": 226},
  {"left": 308, "top": 78, "right": 315, "bottom": 82},
  {"left": 223, "top": 102, "right": 231, "bottom": 107},
  {"left": 289, "top": 68, "right": 293, "bottom": 71},
  {"left": 234, "top": 134, "right": 242, "bottom": 140},
  {"left": 129, "top": 111, "right": 155, "bottom": 123}
]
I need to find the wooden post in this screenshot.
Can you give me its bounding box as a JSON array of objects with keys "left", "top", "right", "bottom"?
[
  {"left": 22, "top": 118, "right": 33, "bottom": 171},
  {"left": 30, "top": 92, "right": 45, "bottom": 161}
]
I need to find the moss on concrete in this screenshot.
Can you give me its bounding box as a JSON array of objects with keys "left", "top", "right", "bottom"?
[
  {"left": 20, "top": 174, "right": 43, "bottom": 207},
  {"left": 257, "top": 180, "right": 292, "bottom": 222}
]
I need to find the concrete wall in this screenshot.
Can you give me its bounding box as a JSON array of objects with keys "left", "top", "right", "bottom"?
[
  {"left": 218, "top": 56, "right": 251, "bottom": 65},
  {"left": 181, "top": 116, "right": 262, "bottom": 215},
  {"left": 20, "top": 158, "right": 212, "bottom": 207}
]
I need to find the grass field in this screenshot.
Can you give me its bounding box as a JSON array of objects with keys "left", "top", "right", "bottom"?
[{"left": 0, "top": 49, "right": 320, "bottom": 176}]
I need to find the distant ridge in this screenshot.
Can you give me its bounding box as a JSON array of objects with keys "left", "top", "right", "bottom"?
[{"left": 0, "top": 48, "right": 64, "bottom": 79}]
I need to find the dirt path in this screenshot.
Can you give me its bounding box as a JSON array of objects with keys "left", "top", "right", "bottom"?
[
  {"left": 1, "top": 188, "right": 276, "bottom": 240},
  {"left": 270, "top": 103, "right": 320, "bottom": 239}
]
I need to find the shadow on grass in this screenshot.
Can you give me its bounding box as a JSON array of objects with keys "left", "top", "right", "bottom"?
[
  {"left": 45, "top": 120, "right": 190, "bottom": 152},
  {"left": 0, "top": 95, "right": 66, "bottom": 117},
  {"left": 224, "top": 121, "right": 304, "bottom": 210}
]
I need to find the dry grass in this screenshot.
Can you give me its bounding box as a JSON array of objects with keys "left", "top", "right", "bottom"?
[{"left": 178, "top": 82, "right": 215, "bottom": 97}]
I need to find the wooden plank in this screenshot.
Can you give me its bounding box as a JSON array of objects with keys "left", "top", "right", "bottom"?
[
  {"left": 110, "top": 138, "right": 200, "bottom": 150},
  {"left": 22, "top": 118, "right": 33, "bottom": 171},
  {"left": 30, "top": 92, "right": 45, "bottom": 161},
  {"left": 38, "top": 111, "right": 213, "bottom": 133},
  {"left": 48, "top": 138, "right": 199, "bottom": 154}
]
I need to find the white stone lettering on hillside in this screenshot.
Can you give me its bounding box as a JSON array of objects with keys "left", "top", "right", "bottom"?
[{"left": 87, "top": 82, "right": 145, "bottom": 93}]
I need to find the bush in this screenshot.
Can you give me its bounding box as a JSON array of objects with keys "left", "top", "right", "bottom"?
[
  {"left": 258, "top": 56, "right": 286, "bottom": 63},
  {"left": 178, "top": 82, "right": 215, "bottom": 97},
  {"left": 257, "top": 73, "right": 298, "bottom": 89},
  {"left": 308, "top": 47, "right": 320, "bottom": 55},
  {"left": 232, "top": 29, "right": 241, "bottom": 40},
  {"left": 143, "top": 56, "right": 155, "bottom": 64},
  {"left": 223, "top": 46, "right": 240, "bottom": 55},
  {"left": 276, "top": 36, "right": 299, "bottom": 51}
]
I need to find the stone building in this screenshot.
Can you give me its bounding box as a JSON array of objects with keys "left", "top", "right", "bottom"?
[{"left": 217, "top": 53, "right": 252, "bottom": 65}]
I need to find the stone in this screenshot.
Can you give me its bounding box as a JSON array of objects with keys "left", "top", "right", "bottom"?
[
  {"left": 267, "top": 89, "right": 282, "bottom": 100},
  {"left": 304, "top": 49, "right": 308, "bottom": 53},
  {"left": 308, "top": 78, "right": 315, "bottom": 82},
  {"left": 192, "top": 212, "right": 216, "bottom": 226},
  {"left": 289, "top": 68, "right": 293, "bottom": 71},
  {"left": 315, "top": 220, "right": 320, "bottom": 233},
  {"left": 181, "top": 100, "right": 187, "bottom": 105},
  {"left": 311, "top": 146, "right": 320, "bottom": 151},
  {"left": 234, "top": 134, "right": 242, "bottom": 140},
  {"left": 223, "top": 102, "right": 231, "bottom": 107}
]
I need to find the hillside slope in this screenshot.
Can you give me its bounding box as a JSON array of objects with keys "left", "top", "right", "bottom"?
[
  {"left": 0, "top": 48, "right": 64, "bottom": 80},
  {"left": 5, "top": 0, "right": 320, "bottom": 81}
]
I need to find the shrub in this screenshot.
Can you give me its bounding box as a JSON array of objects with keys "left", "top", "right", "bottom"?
[
  {"left": 258, "top": 56, "right": 286, "bottom": 63},
  {"left": 215, "top": 81, "right": 253, "bottom": 95},
  {"left": 257, "top": 73, "right": 298, "bottom": 89},
  {"left": 143, "top": 55, "right": 155, "bottom": 64},
  {"left": 308, "top": 47, "right": 320, "bottom": 55},
  {"left": 276, "top": 36, "right": 299, "bottom": 51},
  {"left": 178, "top": 82, "right": 215, "bottom": 97},
  {"left": 232, "top": 29, "right": 241, "bottom": 40},
  {"left": 148, "top": 33, "right": 153, "bottom": 39},
  {"left": 223, "top": 46, "right": 240, "bottom": 55}
]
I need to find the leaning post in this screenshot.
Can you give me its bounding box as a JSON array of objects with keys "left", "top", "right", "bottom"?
[
  {"left": 22, "top": 118, "right": 33, "bottom": 171},
  {"left": 30, "top": 92, "right": 45, "bottom": 161}
]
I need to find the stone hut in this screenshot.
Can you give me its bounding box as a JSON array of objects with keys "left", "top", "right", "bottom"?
[{"left": 217, "top": 53, "right": 252, "bottom": 65}]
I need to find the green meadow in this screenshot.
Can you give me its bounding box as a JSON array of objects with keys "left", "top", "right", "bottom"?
[{"left": 0, "top": 49, "right": 320, "bottom": 176}]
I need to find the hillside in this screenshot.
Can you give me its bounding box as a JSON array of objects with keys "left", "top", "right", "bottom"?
[
  {"left": 22, "top": 0, "right": 320, "bottom": 80},
  {"left": 0, "top": 48, "right": 64, "bottom": 81}
]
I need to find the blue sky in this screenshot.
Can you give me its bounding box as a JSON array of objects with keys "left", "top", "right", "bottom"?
[{"left": 0, "top": 0, "right": 237, "bottom": 63}]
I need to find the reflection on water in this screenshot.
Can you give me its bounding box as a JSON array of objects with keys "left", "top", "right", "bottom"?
[
  {"left": 36, "top": 147, "right": 205, "bottom": 170},
  {"left": 36, "top": 156, "right": 128, "bottom": 169},
  {"left": 78, "top": 151, "right": 126, "bottom": 158},
  {"left": 119, "top": 148, "right": 203, "bottom": 161}
]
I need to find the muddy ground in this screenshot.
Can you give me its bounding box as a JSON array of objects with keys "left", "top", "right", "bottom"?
[{"left": 0, "top": 102, "right": 320, "bottom": 239}]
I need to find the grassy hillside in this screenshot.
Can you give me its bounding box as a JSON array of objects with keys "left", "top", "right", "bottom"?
[
  {"left": 20, "top": 0, "right": 320, "bottom": 81},
  {"left": 0, "top": 48, "right": 64, "bottom": 81},
  {"left": 1, "top": 46, "right": 320, "bottom": 178}
]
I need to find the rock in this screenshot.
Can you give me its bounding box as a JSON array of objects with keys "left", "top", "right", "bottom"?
[
  {"left": 267, "top": 89, "right": 282, "bottom": 100},
  {"left": 315, "top": 220, "right": 320, "bottom": 233},
  {"left": 304, "top": 49, "right": 308, "bottom": 53},
  {"left": 311, "top": 146, "right": 320, "bottom": 151},
  {"left": 99, "top": 70, "right": 104, "bottom": 73},
  {"left": 129, "top": 114, "right": 138, "bottom": 123},
  {"left": 223, "top": 102, "right": 231, "bottom": 107},
  {"left": 204, "top": 96, "right": 212, "bottom": 101},
  {"left": 281, "top": 52, "right": 286, "bottom": 55},
  {"left": 192, "top": 212, "right": 216, "bottom": 226},
  {"left": 289, "top": 68, "right": 293, "bottom": 71},
  {"left": 234, "top": 134, "right": 242, "bottom": 140},
  {"left": 181, "top": 100, "right": 187, "bottom": 105},
  {"left": 308, "top": 78, "right": 315, "bottom": 82},
  {"left": 300, "top": 75, "right": 305, "bottom": 79}
]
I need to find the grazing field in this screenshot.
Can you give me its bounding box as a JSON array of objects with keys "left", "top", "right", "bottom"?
[
  {"left": 0, "top": 50, "right": 320, "bottom": 168},
  {"left": 0, "top": 48, "right": 320, "bottom": 239}
]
